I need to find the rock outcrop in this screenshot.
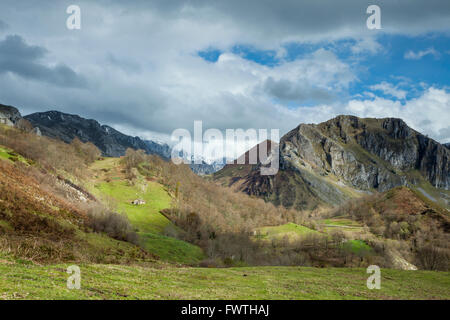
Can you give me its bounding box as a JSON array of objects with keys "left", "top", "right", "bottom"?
[
  {"left": 215, "top": 115, "right": 449, "bottom": 210},
  {"left": 292, "top": 115, "right": 449, "bottom": 190},
  {"left": 0, "top": 104, "right": 22, "bottom": 126}
]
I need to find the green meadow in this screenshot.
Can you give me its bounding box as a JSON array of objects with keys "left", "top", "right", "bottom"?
[
  {"left": 1, "top": 254, "right": 448, "bottom": 300},
  {"left": 90, "top": 158, "right": 204, "bottom": 264}
]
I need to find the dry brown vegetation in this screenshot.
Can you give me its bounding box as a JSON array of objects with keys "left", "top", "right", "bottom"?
[
  {"left": 0, "top": 125, "right": 100, "bottom": 178},
  {"left": 0, "top": 159, "right": 84, "bottom": 261},
  {"left": 329, "top": 187, "right": 450, "bottom": 270},
  {"left": 0, "top": 127, "right": 144, "bottom": 263},
  {"left": 136, "top": 150, "right": 448, "bottom": 269},
  {"left": 84, "top": 202, "right": 139, "bottom": 244},
  {"left": 1, "top": 125, "right": 447, "bottom": 270},
  {"left": 0, "top": 158, "right": 149, "bottom": 264},
  {"left": 123, "top": 150, "right": 375, "bottom": 267}
]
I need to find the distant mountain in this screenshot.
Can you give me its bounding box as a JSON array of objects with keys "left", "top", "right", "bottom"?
[
  {"left": 144, "top": 140, "right": 172, "bottom": 159},
  {"left": 445, "top": 143, "right": 450, "bottom": 150},
  {"left": 214, "top": 115, "right": 450, "bottom": 210},
  {"left": 3, "top": 105, "right": 226, "bottom": 174},
  {"left": 190, "top": 158, "right": 227, "bottom": 175},
  {"left": 24, "top": 110, "right": 171, "bottom": 158}
]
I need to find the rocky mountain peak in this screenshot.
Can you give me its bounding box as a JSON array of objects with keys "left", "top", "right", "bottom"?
[
  {"left": 0, "top": 104, "right": 22, "bottom": 125},
  {"left": 381, "top": 117, "right": 413, "bottom": 139},
  {"left": 283, "top": 115, "right": 449, "bottom": 190},
  {"left": 215, "top": 115, "right": 449, "bottom": 210}
]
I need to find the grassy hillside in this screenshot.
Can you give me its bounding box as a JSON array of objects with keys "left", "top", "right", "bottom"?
[
  {"left": 0, "top": 146, "right": 30, "bottom": 165},
  {"left": 89, "top": 158, "right": 204, "bottom": 264},
  {"left": 256, "top": 223, "right": 320, "bottom": 241},
  {"left": 0, "top": 156, "right": 152, "bottom": 264},
  {"left": 0, "top": 253, "right": 448, "bottom": 300},
  {"left": 0, "top": 126, "right": 204, "bottom": 265},
  {"left": 318, "top": 217, "right": 366, "bottom": 234},
  {"left": 341, "top": 240, "right": 372, "bottom": 255},
  {"left": 0, "top": 126, "right": 448, "bottom": 300}
]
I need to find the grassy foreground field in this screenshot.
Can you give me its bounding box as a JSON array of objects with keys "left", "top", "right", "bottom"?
[{"left": 0, "top": 255, "right": 448, "bottom": 300}]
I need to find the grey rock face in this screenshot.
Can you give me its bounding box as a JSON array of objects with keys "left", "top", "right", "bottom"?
[
  {"left": 25, "top": 110, "right": 171, "bottom": 158},
  {"left": 281, "top": 115, "right": 449, "bottom": 191},
  {"left": 0, "top": 104, "right": 22, "bottom": 126},
  {"left": 215, "top": 115, "right": 449, "bottom": 210}
]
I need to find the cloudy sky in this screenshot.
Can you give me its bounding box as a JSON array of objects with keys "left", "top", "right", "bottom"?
[{"left": 0, "top": 0, "right": 449, "bottom": 152}]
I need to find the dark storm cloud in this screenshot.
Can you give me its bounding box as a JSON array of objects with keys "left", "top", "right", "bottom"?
[
  {"left": 106, "top": 53, "right": 141, "bottom": 74},
  {"left": 0, "top": 35, "right": 47, "bottom": 60},
  {"left": 263, "top": 77, "right": 334, "bottom": 104},
  {"left": 0, "top": 35, "right": 87, "bottom": 88},
  {"left": 103, "top": 0, "right": 450, "bottom": 41},
  {"left": 0, "top": 20, "right": 8, "bottom": 31}
]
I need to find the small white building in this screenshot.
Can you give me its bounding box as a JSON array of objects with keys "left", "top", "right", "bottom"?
[{"left": 131, "top": 199, "right": 146, "bottom": 205}]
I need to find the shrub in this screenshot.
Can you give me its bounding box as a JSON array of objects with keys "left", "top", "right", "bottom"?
[
  {"left": 85, "top": 203, "right": 139, "bottom": 245},
  {"left": 416, "top": 245, "right": 449, "bottom": 271}
]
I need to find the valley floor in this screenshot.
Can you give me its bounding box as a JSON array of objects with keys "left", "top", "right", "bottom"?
[
  {"left": 0, "top": 137, "right": 448, "bottom": 300},
  {"left": 1, "top": 257, "right": 448, "bottom": 300}
]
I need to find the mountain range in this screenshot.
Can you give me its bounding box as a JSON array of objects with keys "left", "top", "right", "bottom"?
[
  {"left": 2, "top": 103, "right": 449, "bottom": 210},
  {"left": 24, "top": 110, "right": 172, "bottom": 159},
  {"left": 0, "top": 103, "right": 227, "bottom": 174},
  {"left": 214, "top": 115, "right": 449, "bottom": 210}
]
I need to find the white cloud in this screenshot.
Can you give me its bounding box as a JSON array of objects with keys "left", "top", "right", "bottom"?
[
  {"left": 369, "top": 81, "right": 408, "bottom": 99},
  {"left": 195, "top": 87, "right": 450, "bottom": 160},
  {"left": 351, "top": 37, "right": 382, "bottom": 55},
  {"left": 404, "top": 47, "right": 440, "bottom": 60},
  {"left": 345, "top": 87, "right": 450, "bottom": 143},
  {"left": 0, "top": 0, "right": 449, "bottom": 148}
]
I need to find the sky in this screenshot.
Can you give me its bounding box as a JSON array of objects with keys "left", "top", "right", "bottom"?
[{"left": 0, "top": 0, "right": 449, "bottom": 158}]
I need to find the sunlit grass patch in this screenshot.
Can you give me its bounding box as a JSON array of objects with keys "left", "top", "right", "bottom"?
[
  {"left": 256, "top": 222, "right": 320, "bottom": 241},
  {"left": 90, "top": 159, "right": 204, "bottom": 264}
]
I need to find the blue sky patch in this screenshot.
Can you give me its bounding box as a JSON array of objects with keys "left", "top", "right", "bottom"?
[
  {"left": 197, "top": 32, "right": 449, "bottom": 107},
  {"left": 198, "top": 48, "right": 222, "bottom": 62}
]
